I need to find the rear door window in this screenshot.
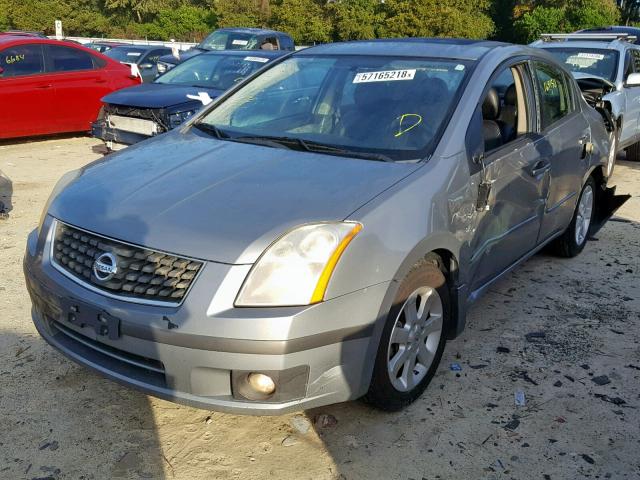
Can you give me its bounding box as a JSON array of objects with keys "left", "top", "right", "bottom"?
[
  {"left": 47, "top": 45, "right": 96, "bottom": 72},
  {"left": 533, "top": 62, "right": 573, "bottom": 130},
  {"left": 0, "top": 44, "right": 45, "bottom": 78}
]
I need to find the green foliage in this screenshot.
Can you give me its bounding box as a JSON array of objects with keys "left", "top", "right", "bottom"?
[
  {"left": 327, "top": 0, "right": 385, "bottom": 41},
  {"left": 135, "top": 5, "right": 215, "bottom": 41},
  {"left": 0, "top": 0, "right": 627, "bottom": 46},
  {"left": 379, "top": 0, "right": 495, "bottom": 39},
  {"left": 214, "top": 0, "right": 266, "bottom": 28},
  {"left": 514, "top": 6, "right": 566, "bottom": 43},
  {"left": 564, "top": 0, "right": 620, "bottom": 31},
  {"left": 514, "top": 0, "right": 620, "bottom": 44},
  {"left": 270, "top": 0, "right": 331, "bottom": 44}
]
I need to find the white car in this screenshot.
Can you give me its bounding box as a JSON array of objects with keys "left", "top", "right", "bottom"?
[{"left": 532, "top": 32, "right": 640, "bottom": 176}]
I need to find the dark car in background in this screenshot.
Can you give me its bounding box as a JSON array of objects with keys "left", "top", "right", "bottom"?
[
  {"left": 85, "top": 41, "right": 125, "bottom": 53},
  {"left": 156, "top": 28, "right": 295, "bottom": 75},
  {"left": 104, "top": 44, "right": 172, "bottom": 83},
  {"left": 92, "top": 50, "right": 285, "bottom": 149}
]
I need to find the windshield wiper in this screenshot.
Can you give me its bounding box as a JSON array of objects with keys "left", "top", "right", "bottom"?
[
  {"left": 193, "top": 123, "right": 229, "bottom": 139},
  {"left": 232, "top": 135, "right": 394, "bottom": 162}
]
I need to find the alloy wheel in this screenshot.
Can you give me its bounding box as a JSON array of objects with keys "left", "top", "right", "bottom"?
[
  {"left": 575, "top": 184, "right": 594, "bottom": 246},
  {"left": 386, "top": 286, "right": 443, "bottom": 392}
]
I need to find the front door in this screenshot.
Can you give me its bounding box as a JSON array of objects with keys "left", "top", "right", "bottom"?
[
  {"left": 468, "top": 62, "right": 547, "bottom": 292},
  {"left": 532, "top": 61, "right": 590, "bottom": 242},
  {"left": 0, "top": 43, "right": 54, "bottom": 139}
]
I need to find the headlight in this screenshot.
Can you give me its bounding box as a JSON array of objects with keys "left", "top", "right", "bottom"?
[
  {"left": 169, "top": 110, "right": 196, "bottom": 128},
  {"left": 235, "top": 222, "right": 362, "bottom": 307}
]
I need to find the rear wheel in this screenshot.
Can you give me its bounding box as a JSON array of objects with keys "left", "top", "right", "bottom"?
[
  {"left": 364, "top": 257, "right": 449, "bottom": 411},
  {"left": 551, "top": 176, "right": 596, "bottom": 258}
]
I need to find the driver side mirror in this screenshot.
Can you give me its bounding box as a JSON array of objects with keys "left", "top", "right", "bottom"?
[{"left": 626, "top": 72, "right": 640, "bottom": 87}]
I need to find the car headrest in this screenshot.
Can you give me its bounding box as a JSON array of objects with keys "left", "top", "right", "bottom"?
[
  {"left": 425, "top": 77, "right": 449, "bottom": 102},
  {"left": 482, "top": 87, "right": 500, "bottom": 120},
  {"left": 353, "top": 81, "right": 388, "bottom": 110},
  {"left": 504, "top": 84, "right": 517, "bottom": 107}
]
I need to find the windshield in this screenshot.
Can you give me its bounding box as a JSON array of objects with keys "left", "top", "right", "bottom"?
[
  {"left": 105, "top": 47, "right": 146, "bottom": 63},
  {"left": 155, "top": 54, "right": 272, "bottom": 89},
  {"left": 543, "top": 48, "right": 619, "bottom": 82},
  {"left": 197, "top": 55, "right": 470, "bottom": 161},
  {"left": 199, "top": 31, "right": 259, "bottom": 51}
]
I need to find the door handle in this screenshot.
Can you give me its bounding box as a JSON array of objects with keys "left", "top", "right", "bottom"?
[
  {"left": 36, "top": 84, "right": 52, "bottom": 89},
  {"left": 94, "top": 79, "right": 107, "bottom": 84},
  {"left": 529, "top": 159, "right": 551, "bottom": 177}
]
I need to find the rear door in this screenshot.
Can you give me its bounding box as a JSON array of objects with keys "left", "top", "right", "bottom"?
[
  {"left": 468, "top": 61, "right": 547, "bottom": 291},
  {"left": 0, "top": 42, "right": 53, "bottom": 139},
  {"left": 44, "top": 44, "right": 113, "bottom": 133},
  {"left": 532, "top": 61, "right": 590, "bottom": 241}
]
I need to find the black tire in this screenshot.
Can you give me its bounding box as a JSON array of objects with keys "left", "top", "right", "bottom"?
[
  {"left": 551, "top": 176, "right": 596, "bottom": 258},
  {"left": 364, "top": 256, "right": 449, "bottom": 411},
  {"left": 626, "top": 140, "right": 640, "bottom": 162}
]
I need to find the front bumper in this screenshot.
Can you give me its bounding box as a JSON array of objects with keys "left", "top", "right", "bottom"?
[
  {"left": 24, "top": 219, "right": 388, "bottom": 415},
  {"left": 91, "top": 119, "right": 153, "bottom": 147}
]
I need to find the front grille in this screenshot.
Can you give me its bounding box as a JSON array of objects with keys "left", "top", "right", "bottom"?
[{"left": 52, "top": 221, "right": 203, "bottom": 305}]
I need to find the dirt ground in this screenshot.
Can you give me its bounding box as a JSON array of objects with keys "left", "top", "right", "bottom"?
[{"left": 1, "top": 136, "right": 639, "bottom": 480}]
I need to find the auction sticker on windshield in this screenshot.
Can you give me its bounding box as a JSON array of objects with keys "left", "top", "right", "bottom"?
[
  {"left": 244, "top": 56, "right": 269, "bottom": 63},
  {"left": 353, "top": 69, "right": 416, "bottom": 83},
  {"left": 577, "top": 52, "right": 605, "bottom": 60}
]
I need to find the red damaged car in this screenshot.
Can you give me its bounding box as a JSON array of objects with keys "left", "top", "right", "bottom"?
[{"left": 0, "top": 35, "right": 140, "bottom": 140}]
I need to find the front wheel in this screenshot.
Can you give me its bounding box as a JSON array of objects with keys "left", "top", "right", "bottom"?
[
  {"left": 551, "top": 176, "right": 596, "bottom": 258},
  {"left": 364, "top": 257, "right": 449, "bottom": 411}
]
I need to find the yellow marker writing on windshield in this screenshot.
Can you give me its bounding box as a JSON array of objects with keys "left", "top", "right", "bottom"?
[{"left": 395, "top": 113, "right": 423, "bottom": 137}]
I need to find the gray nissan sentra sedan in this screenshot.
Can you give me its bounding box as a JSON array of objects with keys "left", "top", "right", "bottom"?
[{"left": 25, "top": 39, "right": 614, "bottom": 414}]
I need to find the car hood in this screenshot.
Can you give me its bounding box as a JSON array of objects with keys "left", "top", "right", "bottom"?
[
  {"left": 102, "top": 83, "right": 224, "bottom": 110},
  {"left": 49, "top": 129, "right": 420, "bottom": 264},
  {"left": 572, "top": 72, "right": 617, "bottom": 90}
]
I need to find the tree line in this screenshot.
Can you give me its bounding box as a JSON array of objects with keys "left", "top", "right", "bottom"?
[{"left": 0, "top": 0, "right": 636, "bottom": 45}]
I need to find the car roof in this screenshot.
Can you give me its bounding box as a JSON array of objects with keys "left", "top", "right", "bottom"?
[
  {"left": 107, "top": 44, "right": 169, "bottom": 51},
  {"left": 216, "top": 27, "right": 288, "bottom": 36},
  {"left": 87, "top": 41, "right": 125, "bottom": 45},
  {"left": 297, "top": 38, "right": 510, "bottom": 61},
  {"left": 200, "top": 50, "right": 287, "bottom": 59},
  {"left": 534, "top": 40, "right": 632, "bottom": 51},
  {"left": 0, "top": 36, "right": 102, "bottom": 49}
]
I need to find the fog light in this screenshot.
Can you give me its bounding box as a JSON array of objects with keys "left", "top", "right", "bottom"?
[{"left": 247, "top": 373, "right": 276, "bottom": 395}]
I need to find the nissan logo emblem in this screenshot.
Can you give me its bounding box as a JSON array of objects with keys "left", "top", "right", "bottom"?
[{"left": 93, "top": 252, "right": 118, "bottom": 282}]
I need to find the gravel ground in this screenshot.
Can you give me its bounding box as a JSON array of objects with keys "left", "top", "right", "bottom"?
[{"left": 1, "top": 136, "right": 639, "bottom": 480}]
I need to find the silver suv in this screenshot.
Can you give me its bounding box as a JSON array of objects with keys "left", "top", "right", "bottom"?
[{"left": 532, "top": 33, "right": 640, "bottom": 176}]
